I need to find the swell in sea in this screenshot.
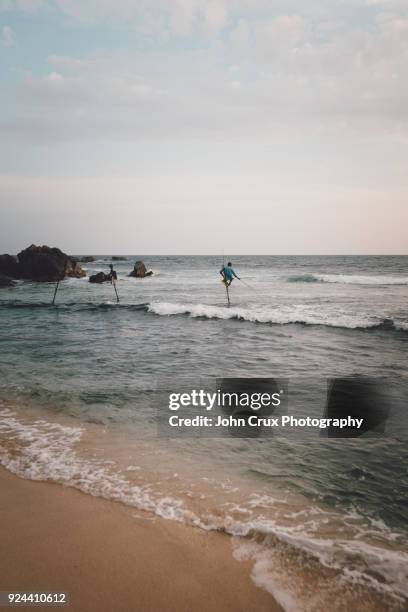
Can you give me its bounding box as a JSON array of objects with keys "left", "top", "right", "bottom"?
[
  {"left": 0, "top": 300, "right": 407, "bottom": 333},
  {"left": 1, "top": 256, "right": 407, "bottom": 610},
  {"left": 286, "top": 273, "right": 408, "bottom": 285}
]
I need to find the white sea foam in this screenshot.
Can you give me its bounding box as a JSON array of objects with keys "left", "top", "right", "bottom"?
[
  {"left": 147, "top": 302, "right": 406, "bottom": 331},
  {"left": 0, "top": 408, "right": 191, "bottom": 522},
  {"left": 232, "top": 539, "right": 302, "bottom": 612},
  {"left": 230, "top": 518, "right": 408, "bottom": 610},
  {"left": 289, "top": 273, "right": 408, "bottom": 285},
  {"left": 0, "top": 407, "right": 407, "bottom": 608}
]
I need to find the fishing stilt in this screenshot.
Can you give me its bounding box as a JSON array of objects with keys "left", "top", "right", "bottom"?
[
  {"left": 112, "top": 278, "right": 119, "bottom": 303},
  {"left": 224, "top": 279, "right": 230, "bottom": 307},
  {"left": 51, "top": 279, "right": 60, "bottom": 305},
  {"left": 220, "top": 253, "right": 232, "bottom": 307},
  {"left": 108, "top": 263, "right": 119, "bottom": 303}
]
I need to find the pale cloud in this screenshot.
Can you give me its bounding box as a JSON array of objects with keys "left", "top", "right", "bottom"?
[
  {"left": 46, "top": 70, "right": 63, "bottom": 82},
  {"left": 229, "top": 18, "right": 250, "bottom": 49},
  {"left": 0, "top": 0, "right": 44, "bottom": 12},
  {"left": 4, "top": 1, "right": 407, "bottom": 146},
  {"left": 203, "top": 2, "right": 227, "bottom": 31},
  {"left": 389, "top": 17, "right": 408, "bottom": 31},
  {"left": 53, "top": 0, "right": 208, "bottom": 34},
  {"left": 365, "top": 0, "right": 405, "bottom": 6},
  {"left": 1, "top": 24, "right": 14, "bottom": 45},
  {"left": 18, "top": 61, "right": 160, "bottom": 117},
  {"left": 1, "top": 0, "right": 408, "bottom": 253},
  {"left": 48, "top": 54, "right": 90, "bottom": 69}
]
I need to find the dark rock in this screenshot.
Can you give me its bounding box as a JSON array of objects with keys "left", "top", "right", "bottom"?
[
  {"left": 78, "top": 256, "right": 95, "bottom": 263},
  {"left": 0, "top": 244, "right": 86, "bottom": 282},
  {"left": 17, "top": 244, "right": 68, "bottom": 281},
  {"left": 129, "top": 260, "right": 153, "bottom": 278},
  {"left": 0, "top": 273, "right": 14, "bottom": 287},
  {"left": 89, "top": 272, "right": 111, "bottom": 284},
  {"left": 0, "top": 254, "right": 19, "bottom": 278},
  {"left": 112, "top": 256, "right": 127, "bottom": 261},
  {"left": 65, "top": 259, "right": 86, "bottom": 278}
]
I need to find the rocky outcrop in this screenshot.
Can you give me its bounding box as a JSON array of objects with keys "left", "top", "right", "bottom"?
[
  {"left": 15, "top": 245, "right": 67, "bottom": 281},
  {"left": 78, "top": 256, "right": 95, "bottom": 263},
  {"left": 0, "top": 244, "right": 86, "bottom": 282},
  {"left": 129, "top": 261, "right": 153, "bottom": 278},
  {"left": 0, "top": 254, "right": 19, "bottom": 278},
  {"left": 112, "top": 256, "right": 127, "bottom": 261},
  {"left": 89, "top": 272, "right": 111, "bottom": 284},
  {"left": 0, "top": 273, "right": 14, "bottom": 287},
  {"left": 66, "top": 258, "right": 86, "bottom": 278}
]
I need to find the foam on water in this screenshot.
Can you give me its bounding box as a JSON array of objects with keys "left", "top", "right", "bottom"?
[
  {"left": 287, "top": 274, "right": 408, "bottom": 285},
  {"left": 0, "top": 407, "right": 193, "bottom": 522},
  {"left": 1, "top": 255, "right": 407, "bottom": 610},
  {"left": 0, "top": 299, "right": 406, "bottom": 331},
  {"left": 147, "top": 302, "right": 407, "bottom": 331},
  {"left": 0, "top": 405, "right": 406, "bottom": 611}
]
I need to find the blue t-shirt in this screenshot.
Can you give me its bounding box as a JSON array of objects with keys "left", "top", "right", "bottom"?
[{"left": 223, "top": 266, "right": 234, "bottom": 281}]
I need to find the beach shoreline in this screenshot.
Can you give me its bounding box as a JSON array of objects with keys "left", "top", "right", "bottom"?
[{"left": 0, "top": 466, "right": 280, "bottom": 612}]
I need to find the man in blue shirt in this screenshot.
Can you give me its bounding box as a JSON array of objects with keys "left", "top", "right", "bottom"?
[{"left": 220, "top": 262, "right": 240, "bottom": 286}]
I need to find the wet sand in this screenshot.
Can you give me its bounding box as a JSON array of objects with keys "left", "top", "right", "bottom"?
[{"left": 0, "top": 467, "right": 280, "bottom": 612}]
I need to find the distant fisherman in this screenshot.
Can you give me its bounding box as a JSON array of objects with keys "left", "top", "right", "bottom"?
[
  {"left": 220, "top": 261, "right": 240, "bottom": 286},
  {"left": 108, "top": 264, "right": 117, "bottom": 284},
  {"left": 109, "top": 264, "right": 120, "bottom": 303}
]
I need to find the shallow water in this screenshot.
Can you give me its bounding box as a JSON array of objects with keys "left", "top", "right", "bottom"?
[{"left": 0, "top": 255, "right": 407, "bottom": 610}]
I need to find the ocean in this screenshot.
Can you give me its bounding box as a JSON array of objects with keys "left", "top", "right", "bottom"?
[{"left": 0, "top": 255, "right": 407, "bottom": 611}]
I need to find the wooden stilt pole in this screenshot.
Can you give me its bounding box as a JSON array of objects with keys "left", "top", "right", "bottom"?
[
  {"left": 225, "top": 280, "right": 230, "bottom": 307},
  {"left": 112, "top": 278, "right": 119, "bottom": 303},
  {"left": 52, "top": 280, "right": 60, "bottom": 305}
]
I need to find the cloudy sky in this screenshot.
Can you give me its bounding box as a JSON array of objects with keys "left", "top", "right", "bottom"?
[{"left": 0, "top": 0, "right": 407, "bottom": 254}]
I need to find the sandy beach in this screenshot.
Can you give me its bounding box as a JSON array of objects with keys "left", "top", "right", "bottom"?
[{"left": 0, "top": 467, "right": 280, "bottom": 612}]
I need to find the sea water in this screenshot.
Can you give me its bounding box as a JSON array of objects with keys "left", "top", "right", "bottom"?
[{"left": 0, "top": 255, "right": 407, "bottom": 611}]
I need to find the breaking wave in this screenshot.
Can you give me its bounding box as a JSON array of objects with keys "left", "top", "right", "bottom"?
[
  {"left": 147, "top": 302, "right": 407, "bottom": 332},
  {"left": 287, "top": 274, "right": 408, "bottom": 286},
  {"left": 0, "top": 406, "right": 406, "bottom": 610},
  {"left": 1, "top": 300, "right": 406, "bottom": 333}
]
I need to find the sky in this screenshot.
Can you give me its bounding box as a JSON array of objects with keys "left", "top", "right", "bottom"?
[{"left": 0, "top": 0, "right": 407, "bottom": 254}]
